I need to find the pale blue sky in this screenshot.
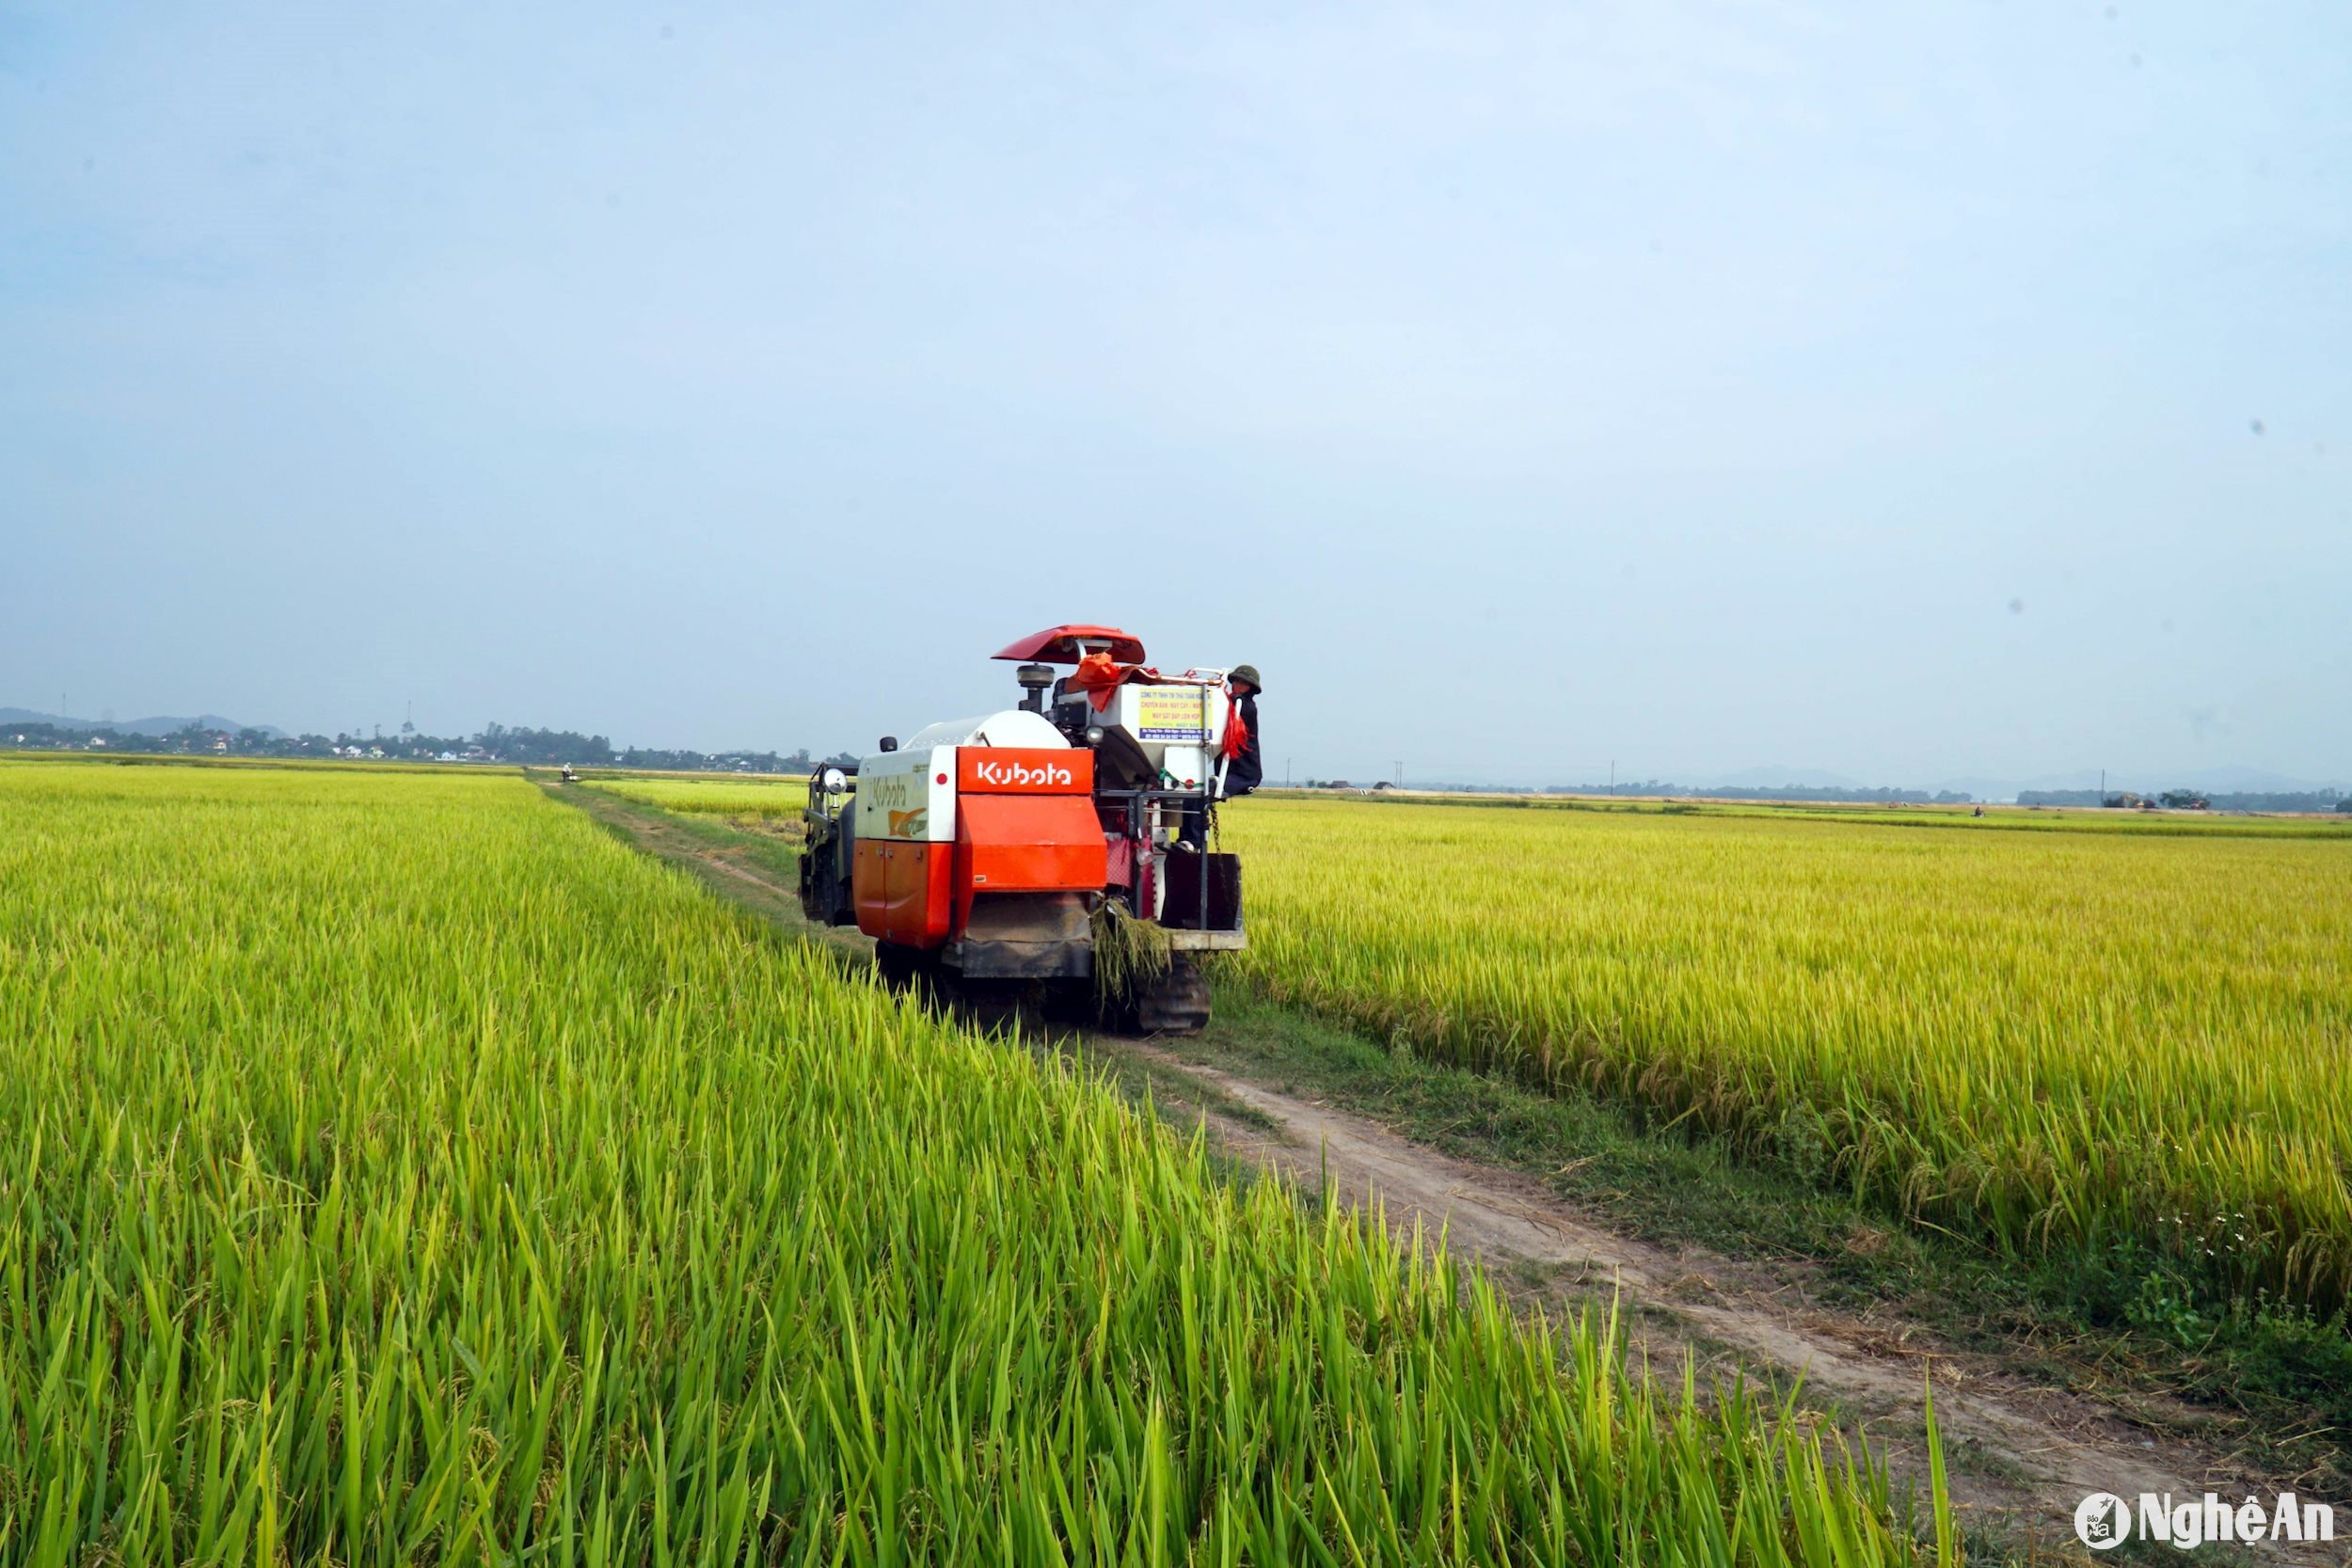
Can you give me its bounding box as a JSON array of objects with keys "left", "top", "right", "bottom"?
[{"left": 5, "top": 2, "right": 2345, "bottom": 784}]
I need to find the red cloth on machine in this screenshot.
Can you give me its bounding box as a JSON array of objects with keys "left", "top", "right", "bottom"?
[
  {"left": 1068, "top": 651, "right": 1161, "bottom": 712},
  {"left": 1221, "top": 689, "right": 1250, "bottom": 760}
]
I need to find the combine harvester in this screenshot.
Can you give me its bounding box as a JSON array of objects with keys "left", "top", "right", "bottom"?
[{"left": 800, "top": 626, "right": 1247, "bottom": 1033}]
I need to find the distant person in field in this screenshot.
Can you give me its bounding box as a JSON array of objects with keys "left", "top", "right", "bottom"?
[{"left": 1180, "top": 663, "right": 1263, "bottom": 848}]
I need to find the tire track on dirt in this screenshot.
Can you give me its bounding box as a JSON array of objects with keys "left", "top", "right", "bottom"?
[{"left": 1116, "top": 1043, "right": 2339, "bottom": 1564}]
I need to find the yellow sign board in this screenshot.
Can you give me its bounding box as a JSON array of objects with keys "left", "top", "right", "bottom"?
[{"left": 1136, "top": 686, "right": 1210, "bottom": 741}]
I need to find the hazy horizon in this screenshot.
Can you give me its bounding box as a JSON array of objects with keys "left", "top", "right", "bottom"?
[
  {"left": 8, "top": 3, "right": 2346, "bottom": 785},
  {"left": 5, "top": 703, "right": 2343, "bottom": 801}
]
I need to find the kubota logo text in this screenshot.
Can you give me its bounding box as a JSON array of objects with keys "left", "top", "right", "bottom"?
[{"left": 973, "top": 759, "right": 1073, "bottom": 787}]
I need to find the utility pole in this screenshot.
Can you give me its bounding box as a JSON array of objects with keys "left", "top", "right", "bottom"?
[
  {"left": 1610, "top": 759, "right": 1615, "bottom": 797},
  {"left": 1394, "top": 759, "right": 1403, "bottom": 788},
  {"left": 1285, "top": 757, "right": 1291, "bottom": 788}
]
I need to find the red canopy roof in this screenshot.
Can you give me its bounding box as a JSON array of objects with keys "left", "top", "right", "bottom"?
[{"left": 991, "top": 625, "right": 1147, "bottom": 664}]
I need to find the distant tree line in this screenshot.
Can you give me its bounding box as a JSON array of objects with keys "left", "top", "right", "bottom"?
[
  {"left": 614, "top": 745, "right": 860, "bottom": 773},
  {"left": 1294, "top": 779, "right": 1977, "bottom": 803},
  {"left": 2018, "top": 788, "right": 2348, "bottom": 813},
  {"left": 1, "top": 720, "right": 851, "bottom": 774},
  {"left": 1545, "top": 781, "right": 1975, "bottom": 805}
]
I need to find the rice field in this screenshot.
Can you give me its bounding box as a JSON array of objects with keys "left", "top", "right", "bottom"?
[
  {"left": 582, "top": 773, "right": 803, "bottom": 820},
  {"left": 1601, "top": 800, "right": 2350, "bottom": 838},
  {"left": 1221, "top": 798, "right": 2352, "bottom": 1309},
  {"left": 0, "top": 760, "right": 1928, "bottom": 1565}
]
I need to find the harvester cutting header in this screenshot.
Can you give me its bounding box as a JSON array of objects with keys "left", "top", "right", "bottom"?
[{"left": 799, "top": 626, "right": 1262, "bottom": 1033}]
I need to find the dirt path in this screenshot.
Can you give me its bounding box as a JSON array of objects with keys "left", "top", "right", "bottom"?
[
  {"left": 1112, "top": 1040, "right": 2343, "bottom": 1564},
  {"left": 558, "top": 784, "right": 2344, "bottom": 1564},
  {"left": 562, "top": 783, "right": 868, "bottom": 954}
]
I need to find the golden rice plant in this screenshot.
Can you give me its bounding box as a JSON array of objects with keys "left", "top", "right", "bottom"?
[
  {"left": 583, "top": 773, "right": 804, "bottom": 819},
  {"left": 0, "top": 762, "right": 1930, "bottom": 1565},
  {"left": 1222, "top": 798, "right": 2352, "bottom": 1307}
]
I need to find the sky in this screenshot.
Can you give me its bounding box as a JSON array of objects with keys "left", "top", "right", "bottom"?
[{"left": 4, "top": 1, "right": 2346, "bottom": 787}]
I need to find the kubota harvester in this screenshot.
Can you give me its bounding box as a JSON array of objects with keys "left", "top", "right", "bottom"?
[{"left": 799, "top": 626, "right": 1246, "bottom": 1032}]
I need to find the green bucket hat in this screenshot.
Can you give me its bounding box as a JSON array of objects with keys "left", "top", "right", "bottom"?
[{"left": 1229, "top": 663, "right": 1263, "bottom": 692}]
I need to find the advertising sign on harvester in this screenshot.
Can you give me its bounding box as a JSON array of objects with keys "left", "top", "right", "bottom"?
[
  {"left": 1136, "top": 686, "right": 1210, "bottom": 742},
  {"left": 957, "top": 749, "right": 1094, "bottom": 794}
]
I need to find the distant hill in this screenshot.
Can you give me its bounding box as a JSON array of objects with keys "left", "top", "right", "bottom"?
[
  {"left": 1937, "top": 767, "right": 2347, "bottom": 803},
  {"left": 2164, "top": 765, "right": 2347, "bottom": 794},
  {"left": 1699, "top": 766, "right": 1868, "bottom": 790},
  {"left": 0, "top": 708, "right": 288, "bottom": 739}
]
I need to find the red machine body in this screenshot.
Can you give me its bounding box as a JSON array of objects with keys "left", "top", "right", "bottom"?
[
  {"left": 849, "top": 744, "right": 1105, "bottom": 954},
  {"left": 803, "top": 626, "right": 1242, "bottom": 1027}
]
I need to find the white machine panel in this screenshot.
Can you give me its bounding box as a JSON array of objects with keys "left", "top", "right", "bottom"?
[
  {"left": 857, "top": 709, "right": 1073, "bottom": 844},
  {"left": 855, "top": 745, "right": 957, "bottom": 842},
  {"left": 904, "top": 709, "right": 1069, "bottom": 752},
  {"left": 1056, "top": 677, "right": 1232, "bottom": 790}
]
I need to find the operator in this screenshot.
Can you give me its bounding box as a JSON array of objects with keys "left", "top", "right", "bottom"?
[{"left": 1178, "top": 663, "right": 1263, "bottom": 848}]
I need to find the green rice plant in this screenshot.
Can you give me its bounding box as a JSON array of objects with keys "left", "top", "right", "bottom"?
[
  {"left": 1221, "top": 798, "right": 2352, "bottom": 1309},
  {"left": 0, "top": 762, "right": 1923, "bottom": 1565}
]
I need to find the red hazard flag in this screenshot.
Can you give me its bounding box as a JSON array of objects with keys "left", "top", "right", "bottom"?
[{"left": 1221, "top": 689, "right": 1250, "bottom": 760}]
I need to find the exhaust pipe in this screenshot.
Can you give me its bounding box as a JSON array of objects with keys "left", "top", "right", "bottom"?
[{"left": 1014, "top": 662, "right": 1056, "bottom": 713}]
